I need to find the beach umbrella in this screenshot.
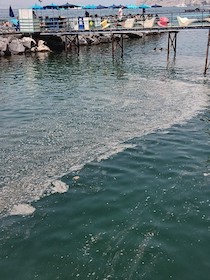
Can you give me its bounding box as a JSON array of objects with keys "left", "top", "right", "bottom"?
[
  {"left": 110, "top": 4, "right": 126, "bottom": 8},
  {"left": 109, "top": 4, "right": 127, "bottom": 9},
  {"left": 96, "top": 4, "right": 108, "bottom": 9},
  {"left": 43, "top": 3, "right": 59, "bottom": 9},
  {"left": 83, "top": 5, "right": 97, "bottom": 9},
  {"left": 58, "top": 3, "right": 81, "bottom": 9},
  {"left": 9, "top": 5, "right": 15, "bottom": 17},
  {"left": 126, "top": 5, "right": 139, "bottom": 9},
  {"left": 138, "top": 4, "right": 151, "bottom": 9},
  {"left": 119, "top": 4, "right": 127, "bottom": 8},
  {"left": 109, "top": 4, "right": 120, "bottom": 8},
  {"left": 139, "top": 3, "right": 151, "bottom": 18},
  {"left": 151, "top": 4, "right": 162, "bottom": 8},
  {"left": 32, "top": 3, "right": 43, "bottom": 10}
]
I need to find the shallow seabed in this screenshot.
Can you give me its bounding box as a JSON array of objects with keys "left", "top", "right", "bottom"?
[{"left": 0, "top": 29, "right": 210, "bottom": 280}]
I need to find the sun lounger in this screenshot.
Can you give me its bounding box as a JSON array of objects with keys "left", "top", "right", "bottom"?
[
  {"left": 204, "top": 18, "right": 210, "bottom": 23},
  {"left": 136, "top": 17, "right": 155, "bottom": 28},
  {"left": 177, "top": 16, "right": 198, "bottom": 27},
  {"left": 123, "top": 18, "right": 135, "bottom": 29}
]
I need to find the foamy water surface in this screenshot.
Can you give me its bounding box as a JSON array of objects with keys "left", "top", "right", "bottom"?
[
  {"left": 1, "top": 29, "right": 210, "bottom": 280},
  {"left": 0, "top": 30, "right": 209, "bottom": 217}
]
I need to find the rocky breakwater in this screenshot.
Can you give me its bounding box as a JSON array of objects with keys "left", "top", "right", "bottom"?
[
  {"left": 0, "top": 34, "right": 52, "bottom": 56},
  {"left": 0, "top": 33, "right": 116, "bottom": 56},
  {"left": 0, "top": 30, "right": 147, "bottom": 56}
]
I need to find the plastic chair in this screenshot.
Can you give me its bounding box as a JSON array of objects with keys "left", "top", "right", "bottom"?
[
  {"left": 157, "top": 17, "right": 169, "bottom": 27},
  {"left": 101, "top": 20, "right": 110, "bottom": 29}
]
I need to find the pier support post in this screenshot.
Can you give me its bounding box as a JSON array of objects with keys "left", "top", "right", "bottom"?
[
  {"left": 111, "top": 34, "right": 115, "bottom": 57},
  {"left": 76, "top": 34, "right": 80, "bottom": 55},
  {"left": 167, "top": 31, "right": 178, "bottom": 62},
  {"left": 65, "top": 35, "right": 67, "bottom": 52},
  {"left": 111, "top": 34, "right": 124, "bottom": 58},
  {"left": 120, "top": 34, "right": 124, "bottom": 58},
  {"left": 204, "top": 29, "right": 210, "bottom": 75},
  {"left": 64, "top": 34, "right": 80, "bottom": 54}
]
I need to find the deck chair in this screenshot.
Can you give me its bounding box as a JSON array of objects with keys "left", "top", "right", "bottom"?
[
  {"left": 101, "top": 20, "right": 110, "bottom": 29},
  {"left": 177, "top": 16, "right": 198, "bottom": 27},
  {"left": 137, "top": 17, "right": 155, "bottom": 28},
  {"left": 123, "top": 18, "right": 135, "bottom": 29},
  {"left": 204, "top": 18, "right": 210, "bottom": 23}
]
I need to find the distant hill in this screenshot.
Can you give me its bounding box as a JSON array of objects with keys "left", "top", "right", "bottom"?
[{"left": 136, "top": 0, "right": 210, "bottom": 7}]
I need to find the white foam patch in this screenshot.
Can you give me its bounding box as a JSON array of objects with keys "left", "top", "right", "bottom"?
[
  {"left": 51, "top": 180, "right": 69, "bottom": 194},
  {"left": 10, "top": 204, "right": 36, "bottom": 216},
  {"left": 0, "top": 76, "right": 209, "bottom": 218}
]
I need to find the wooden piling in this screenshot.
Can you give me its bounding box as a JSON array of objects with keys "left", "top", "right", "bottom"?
[
  {"left": 111, "top": 34, "right": 115, "bottom": 57},
  {"left": 167, "top": 31, "right": 178, "bottom": 62},
  {"left": 121, "top": 34, "right": 124, "bottom": 58},
  {"left": 204, "top": 29, "right": 210, "bottom": 75}
]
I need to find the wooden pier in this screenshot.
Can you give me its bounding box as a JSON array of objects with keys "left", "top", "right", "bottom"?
[{"left": 39, "top": 24, "right": 210, "bottom": 74}]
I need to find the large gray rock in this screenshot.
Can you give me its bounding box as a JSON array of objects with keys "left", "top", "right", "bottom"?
[
  {"left": 21, "top": 37, "right": 37, "bottom": 49},
  {"left": 0, "top": 37, "right": 8, "bottom": 52},
  {"left": 37, "top": 40, "right": 51, "bottom": 52},
  {"left": 9, "top": 38, "right": 25, "bottom": 54},
  {"left": 96, "top": 34, "right": 112, "bottom": 43},
  {"left": 0, "top": 37, "right": 11, "bottom": 56}
]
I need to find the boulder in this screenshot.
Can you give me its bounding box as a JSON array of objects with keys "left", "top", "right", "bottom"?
[
  {"left": 78, "top": 36, "right": 88, "bottom": 45},
  {"left": 31, "top": 46, "right": 38, "bottom": 52},
  {"left": 21, "top": 37, "right": 37, "bottom": 49},
  {"left": 84, "top": 35, "right": 95, "bottom": 45},
  {"left": 0, "top": 37, "right": 8, "bottom": 52},
  {"left": 9, "top": 38, "right": 25, "bottom": 54},
  {"left": 98, "top": 34, "right": 112, "bottom": 43},
  {"left": 33, "top": 35, "right": 64, "bottom": 52},
  {"left": 91, "top": 35, "right": 101, "bottom": 45},
  {"left": 3, "top": 44, "right": 11, "bottom": 56},
  {"left": 37, "top": 40, "right": 51, "bottom": 52}
]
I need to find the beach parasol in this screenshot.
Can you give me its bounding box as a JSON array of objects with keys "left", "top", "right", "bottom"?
[
  {"left": 109, "top": 4, "right": 121, "bottom": 9},
  {"left": 58, "top": 3, "right": 81, "bottom": 9},
  {"left": 119, "top": 4, "right": 127, "bottom": 8},
  {"left": 151, "top": 4, "right": 162, "bottom": 8},
  {"left": 9, "top": 5, "right": 15, "bottom": 17},
  {"left": 96, "top": 4, "right": 108, "bottom": 9},
  {"left": 32, "top": 3, "right": 43, "bottom": 9},
  {"left": 138, "top": 4, "right": 151, "bottom": 9},
  {"left": 43, "top": 3, "right": 59, "bottom": 9},
  {"left": 109, "top": 4, "right": 126, "bottom": 8},
  {"left": 126, "top": 5, "right": 139, "bottom": 9},
  {"left": 139, "top": 3, "right": 151, "bottom": 18},
  {"left": 83, "top": 4, "right": 97, "bottom": 9}
]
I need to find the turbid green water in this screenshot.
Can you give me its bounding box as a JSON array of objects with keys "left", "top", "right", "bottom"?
[{"left": 0, "top": 29, "right": 210, "bottom": 279}]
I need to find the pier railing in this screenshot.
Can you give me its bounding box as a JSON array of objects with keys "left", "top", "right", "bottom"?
[
  {"left": 36, "top": 11, "right": 210, "bottom": 33},
  {"left": 1, "top": 10, "right": 210, "bottom": 34}
]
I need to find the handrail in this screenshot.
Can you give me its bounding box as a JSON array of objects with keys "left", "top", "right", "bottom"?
[{"left": 1, "top": 11, "right": 210, "bottom": 34}]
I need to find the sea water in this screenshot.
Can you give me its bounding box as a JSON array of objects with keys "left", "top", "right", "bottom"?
[{"left": 0, "top": 29, "right": 210, "bottom": 279}]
